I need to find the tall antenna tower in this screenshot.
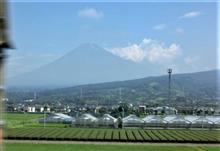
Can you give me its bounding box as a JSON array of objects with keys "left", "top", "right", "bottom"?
[{"left": 167, "top": 68, "right": 172, "bottom": 106}]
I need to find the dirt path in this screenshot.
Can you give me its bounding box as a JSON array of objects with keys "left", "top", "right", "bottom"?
[{"left": 4, "top": 140, "right": 220, "bottom": 146}]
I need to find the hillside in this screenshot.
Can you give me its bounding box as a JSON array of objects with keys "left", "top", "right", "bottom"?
[{"left": 7, "top": 69, "right": 220, "bottom": 106}]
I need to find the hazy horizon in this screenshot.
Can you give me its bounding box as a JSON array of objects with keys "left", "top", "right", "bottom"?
[{"left": 5, "top": 2, "right": 218, "bottom": 87}]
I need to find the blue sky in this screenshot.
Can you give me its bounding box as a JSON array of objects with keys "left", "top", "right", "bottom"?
[{"left": 7, "top": 2, "right": 218, "bottom": 78}]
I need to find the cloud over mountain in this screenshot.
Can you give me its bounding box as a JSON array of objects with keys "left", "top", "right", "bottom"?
[{"left": 107, "top": 38, "right": 181, "bottom": 63}]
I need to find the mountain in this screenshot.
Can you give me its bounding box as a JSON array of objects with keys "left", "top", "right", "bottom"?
[
  {"left": 7, "top": 69, "right": 220, "bottom": 105},
  {"left": 8, "top": 43, "right": 158, "bottom": 88}
]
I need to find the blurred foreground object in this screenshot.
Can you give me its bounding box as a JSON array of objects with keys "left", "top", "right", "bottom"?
[{"left": 0, "top": 0, "right": 12, "bottom": 147}]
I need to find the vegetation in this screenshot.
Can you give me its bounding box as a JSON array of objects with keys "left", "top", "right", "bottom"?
[
  {"left": 7, "top": 70, "right": 220, "bottom": 106},
  {"left": 4, "top": 113, "right": 68, "bottom": 128},
  {"left": 4, "top": 127, "right": 220, "bottom": 143},
  {"left": 5, "top": 143, "right": 220, "bottom": 151}
]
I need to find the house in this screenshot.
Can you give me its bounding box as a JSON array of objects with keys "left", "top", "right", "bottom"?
[
  {"left": 139, "top": 105, "right": 146, "bottom": 113},
  {"left": 153, "top": 106, "right": 177, "bottom": 115}
]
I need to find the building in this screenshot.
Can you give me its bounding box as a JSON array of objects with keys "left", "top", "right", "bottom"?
[
  {"left": 138, "top": 105, "right": 146, "bottom": 113},
  {"left": 153, "top": 106, "right": 177, "bottom": 115}
]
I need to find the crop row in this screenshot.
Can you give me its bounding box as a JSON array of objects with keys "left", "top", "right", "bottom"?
[{"left": 4, "top": 128, "right": 220, "bottom": 143}]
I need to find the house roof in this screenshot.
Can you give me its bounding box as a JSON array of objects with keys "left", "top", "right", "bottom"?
[{"left": 0, "top": 0, "right": 12, "bottom": 49}]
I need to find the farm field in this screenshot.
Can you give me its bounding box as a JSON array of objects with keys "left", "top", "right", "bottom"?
[
  {"left": 4, "top": 112, "right": 68, "bottom": 128},
  {"left": 4, "top": 143, "right": 220, "bottom": 151},
  {"left": 4, "top": 127, "right": 220, "bottom": 143}
]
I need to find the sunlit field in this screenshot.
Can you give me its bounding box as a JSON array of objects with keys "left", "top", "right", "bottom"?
[{"left": 4, "top": 143, "right": 220, "bottom": 151}]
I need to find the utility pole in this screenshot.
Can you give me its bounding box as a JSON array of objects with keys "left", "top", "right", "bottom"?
[
  {"left": 119, "top": 87, "right": 122, "bottom": 100},
  {"left": 34, "top": 92, "right": 37, "bottom": 101},
  {"left": 43, "top": 110, "right": 46, "bottom": 128},
  {"left": 80, "top": 87, "right": 83, "bottom": 98}
]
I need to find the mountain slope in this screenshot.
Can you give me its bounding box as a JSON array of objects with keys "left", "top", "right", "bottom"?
[
  {"left": 7, "top": 69, "right": 220, "bottom": 105},
  {"left": 8, "top": 43, "right": 157, "bottom": 88}
]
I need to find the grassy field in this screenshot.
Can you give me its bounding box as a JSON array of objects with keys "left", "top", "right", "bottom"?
[
  {"left": 4, "top": 112, "right": 68, "bottom": 128},
  {"left": 3, "top": 112, "right": 220, "bottom": 143},
  {"left": 4, "top": 127, "right": 220, "bottom": 143},
  {"left": 4, "top": 143, "right": 220, "bottom": 151}
]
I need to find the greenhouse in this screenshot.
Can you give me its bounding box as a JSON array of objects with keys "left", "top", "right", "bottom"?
[
  {"left": 207, "top": 116, "right": 220, "bottom": 128},
  {"left": 142, "top": 115, "right": 157, "bottom": 121},
  {"left": 191, "top": 116, "right": 214, "bottom": 128},
  {"left": 122, "top": 114, "right": 144, "bottom": 127},
  {"left": 184, "top": 115, "right": 199, "bottom": 123},
  {"left": 39, "top": 113, "right": 74, "bottom": 124},
  {"left": 144, "top": 115, "right": 167, "bottom": 128},
  {"left": 74, "top": 113, "right": 98, "bottom": 127},
  {"left": 167, "top": 115, "right": 191, "bottom": 128},
  {"left": 163, "top": 115, "right": 177, "bottom": 122},
  {"left": 97, "top": 114, "right": 118, "bottom": 128}
]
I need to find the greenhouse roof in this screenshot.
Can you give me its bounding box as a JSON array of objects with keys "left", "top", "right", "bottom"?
[
  {"left": 185, "top": 115, "right": 200, "bottom": 122},
  {"left": 206, "top": 116, "right": 220, "bottom": 124},
  {"left": 143, "top": 115, "right": 157, "bottom": 121},
  {"left": 99, "top": 114, "right": 117, "bottom": 122},
  {"left": 144, "top": 115, "right": 167, "bottom": 124},
  {"left": 168, "top": 115, "right": 191, "bottom": 124},
  {"left": 163, "top": 115, "right": 177, "bottom": 122},
  {"left": 52, "top": 113, "right": 73, "bottom": 119},
  {"left": 78, "top": 113, "right": 98, "bottom": 121},
  {"left": 192, "top": 116, "right": 214, "bottom": 124},
  {"left": 123, "top": 115, "right": 144, "bottom": 123}
]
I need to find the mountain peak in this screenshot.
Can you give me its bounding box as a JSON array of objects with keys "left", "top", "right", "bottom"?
[
  {"left": 76, "top": 43, "right": 102, "bottom": 51},
  {"left": 8, "top": 43, "right": 152, "bottom": 88}
]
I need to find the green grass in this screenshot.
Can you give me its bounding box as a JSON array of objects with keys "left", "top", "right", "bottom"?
[
  {"left": 4, "top": 143, "right": 220, "bottom": 151},
  {"left": 4, "top": 112, "right": 43, "bottom": 128},
  {"left": 4, "top": 112, "right": 68, "bottom": 128}
]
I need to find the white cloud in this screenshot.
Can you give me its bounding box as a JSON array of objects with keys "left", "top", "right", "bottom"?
[
  {"left": 153, "top": 24, "right": 166, "bottom": 30},
  {"left": 176, "top": 27, "right": 184, "bottom": 35},
  {"left": 107, "top": 38, "right": 181, "bottom": 63},
  {"left": 180, "top": 11, "right": 201, "bottom": 19},
  {"left": 78, "top": 8, "right": 103, "bottom": 19},
  {"left": 108, "top": 44, "right": 146, "bottom": 62}
]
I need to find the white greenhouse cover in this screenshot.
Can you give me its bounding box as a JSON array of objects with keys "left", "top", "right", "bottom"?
[
  {"left": 143, "top": 115, "right": 157, "bottom": 122},
  {"left": 206, "top": 116, "right": 220, "bottom": 124},
  {"left": 39, "top": 113, "right": 74, "bottom": 123},
  {"left": 163, "top": 115, "right": 177, "bottom": 122},
  {"left": 78, "top": 113, "right": 98, "bottom": 121},
  {"left": 52, "top": 113, "right": 73, "bottom": 119},
  {"left": 168, "top": 116, "right": 191, "bottom": 124},
  {"left": 123, "top": 115, "right": 144, "bottom": 124},
  {"left": 192, "top": 116, "right": 214, "bottom": 124},
  {"left": 99, "top": 114, "right": 117, "bottom": 122},
  {"left": 144, "top": 115, "right": 167, "bottom": 124},
  {"left": 185, "top": 115, "right": 199, "bottom": 122}
]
